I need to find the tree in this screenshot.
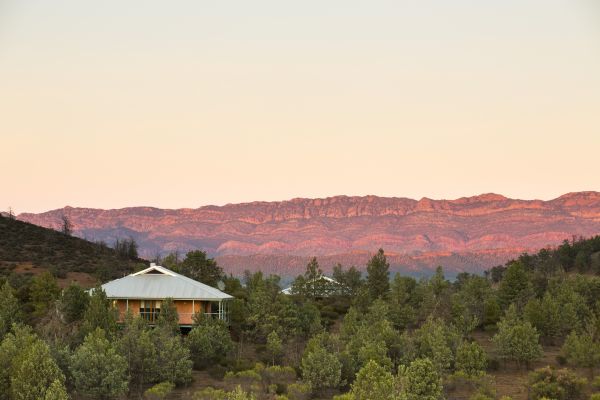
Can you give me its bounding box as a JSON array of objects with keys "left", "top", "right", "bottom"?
[
  {"left": 454, "top": 274, "right": 492, "bottom": 328},
  {"left": 497, "top": 262, "right": 533, "bottom": 309},
  {"left": 245, "top": 272, "right": 286, "bottom": 342},
  {"left": 342, "top": 301, "right": 396, "bottom": 374},
  {"left": 350, "top": 360, "right": 395, "bottom": 400},
  {"left": 81, "top": 286, "right": 117, "bottom": 339},
  {"left": 29, "top": 271, "right": 61, "bottom": 318},
  {"left": 412, "top": 317, "right": 456, "bottom": 374},
  {"left": 180, "top": 250, "right": 223, "bottom": 287},
  {"left": 228, "top": 298, "right": 248, "bottom": 339},
  {"left": 43, "top": 380, "right": 69, "bottom": 400},
  {"left": 59, "top": 283, "right": 89, "bottom": 323},
  {"left": 156, "top": 297, "right": 180, "bottom": 335},
  {"left": 0, "top": 282, "right": 21, "bottom": 340},
  {"left": 0, "top": 325, "right": 67, "bottom": 400},
  {"left": 305, "top": 257, "right": 323, "bottom": 296},
  {"left": 389, "top": 275, "right": 417, "bottom": 330},
  {"left": 10, "top": 339, "right": 68, "bottom": 400},
  {"left": 60, "top": 215, "right": 72, "bottom": 236},
  {"left": 482, "top": 297, "right": 501, "bottom": 328},
  {"left": 0, "top": 325, "right": 39, "bottom": 400},
  {"left": 455, "top": 341, "right": 487, "bottom": 377},
  {"left": 524, "top": 292, "right": 577, "bottom": 344},
  {"left": 430, "top": 266, "right": 449, "bottom": 296},
  {"left": 71, "top": 328, "right": 128, "bottom": 399},
  {"left": 450, "top": 298, "right": 479, "bottom": 338},
  {"left": 118, "top": 313, "right": 158, "bottom": 395},
  {"left": 161, "top": 251, "right": 181, "bottom": 269},
  {"left": 153, "top": 329, "right": 193, "bottom": 385},
  {"left": 562, "top": 329, "right": 600, "bottom": 374},
  {"left": 366, "top": 249, "right": 390, "bottom": 301},
  {"left": 397, "top": 358, "right": 443, "bottom": 400},
  {"left": 187, "top": 316, "right": 233, "bottom": 369},
  {"left": 333, "top": 264, "right": 363, "bottom": 297},
  {"left": 301, "top": 342, "right": 342, "bottom": 392},
  {"left": 266, "top": 331, "right": 283, "bottom": 366},
  {"left": 292, "top": 257, "right": 326, "bottom": 298},
  {"left": 342, "top": 301, "right": 396, "bottom": 373},
  {"left": 278, "top": 295, "right": 321, "bottom": 341},
  {"left": 114, "top": 237, "right": 138, "bottom": 259},
  {"left": 492, "top": 305, "right": 542, "bottom": 368},
  {"left": 357, "top": 339, "right": 393, "bottom": 371}
]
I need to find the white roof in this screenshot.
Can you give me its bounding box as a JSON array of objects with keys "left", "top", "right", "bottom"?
[
  {"left": 101, "top": 264, "right": 233, "bottom": 301},
  {"left": 281, "top": 287, "right": 293, "bottom": 295},
  {"left": 281, "top": 275, "right": 341, "bottom": 294}
]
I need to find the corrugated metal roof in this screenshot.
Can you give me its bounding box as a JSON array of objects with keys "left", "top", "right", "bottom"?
[
  {"left": 101, "top": 265, "right": 233, "bottom": 300},
  {"left": 281, "top": 275, "right": 341, "bottom": 294}
]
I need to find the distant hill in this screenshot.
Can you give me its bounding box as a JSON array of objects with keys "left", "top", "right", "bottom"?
[
  {"left": 17, "top": 191, "right": 600, "bottom": 276},
  {"left": 0, "top": 215, "right": 147, "bottom": 285}
]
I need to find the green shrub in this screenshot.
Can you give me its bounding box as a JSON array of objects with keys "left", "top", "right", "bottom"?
[
  {"left": 286, "top": 382, "right": 311, "bottom": 400},
  {"left": 144, "top": 382, "right": 175, "bottom": 400},
  {"left": 224, "top": 368, "right": 262, "bottom": 393},
  {"left": 192, "top": 387, "right": 227, "bottom": 400},
  {"left": 528, "top": 366, "right": 587, "bottom": 400},
  {"left": 455, "top": 341, "right": 487, "bottom": 377},
  {"left": 445, "top": 372, "right": 478, "bottom": 392},
  {"left": 227, "top": 385, "right": 256, "bottom": 400},
  {"left": 262, "top": 365, "right": 296, "bottom": 388},
  {"left": 301, "top": 344, "right": 342, "bottom": 391},
  {"left": 332, "top": 394, "right": 354, "bottom": 400}
]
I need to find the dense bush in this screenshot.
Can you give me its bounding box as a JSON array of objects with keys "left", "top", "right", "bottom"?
[
  {"left": 144, "top": 382, "right": 175, "bottom": 400},
  {"left": 187, "top": 315, "right": 233, "bottom": 369},
  {"left": 528, "top": 366, "right": 587, "bottom": 400}
]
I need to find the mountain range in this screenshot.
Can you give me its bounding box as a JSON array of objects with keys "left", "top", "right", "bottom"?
[{"left": 17, "top": 191, "right": 600, "bottom": 277}]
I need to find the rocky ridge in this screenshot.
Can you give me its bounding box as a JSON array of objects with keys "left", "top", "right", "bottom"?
[{"left": 18, "top": 191, "right": 600, "bottom": 275}]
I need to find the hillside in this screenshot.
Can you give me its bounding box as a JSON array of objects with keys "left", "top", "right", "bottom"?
[
  {"left": 17, "top": 191, "right": 600, "bottom": 276},
  {"left": 0, "top": 215, "right": 147, "bottom": 284}
]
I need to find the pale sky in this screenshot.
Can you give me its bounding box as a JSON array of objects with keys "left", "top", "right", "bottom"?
[{"left": 2, "top": 0, "right": 599, "bottom": 213}]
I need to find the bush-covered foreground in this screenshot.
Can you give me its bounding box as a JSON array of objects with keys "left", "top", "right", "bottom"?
[{"left": 2, "top": 212, "right": 600, "bottom": 399}]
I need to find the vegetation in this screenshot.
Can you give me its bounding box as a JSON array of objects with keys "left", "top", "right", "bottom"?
[
  {"left": 492, "top": 305, "right": 542, "bottom": 368},
  {"left": 3, "top": 212, "right": 600, "bottom": 400},
  {"left": 0, "top": 215, "right": 146, "bottom": 283},
  {"left": 187, "top": 316, "right": 234, "bottom": 369},
  {"left": 70, "top": 328, "right": 129, "bottom": 399}
]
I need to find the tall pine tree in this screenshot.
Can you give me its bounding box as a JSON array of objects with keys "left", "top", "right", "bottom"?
[{"left": 366, "top": 249, "right": 390, "bottom": 301}]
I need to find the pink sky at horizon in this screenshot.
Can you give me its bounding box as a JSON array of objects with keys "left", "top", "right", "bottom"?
[{"left": 2, "top": 1, "right": 599, "bottom": 214}]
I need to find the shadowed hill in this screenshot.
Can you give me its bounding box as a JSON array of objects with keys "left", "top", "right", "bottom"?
[{"left": 0, "top": 215, "right": 147, "bottom": 283}]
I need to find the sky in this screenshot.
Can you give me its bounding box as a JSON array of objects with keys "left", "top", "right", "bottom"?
[{"left": 1, "top": 0, "right": 599, "bottom": 213}]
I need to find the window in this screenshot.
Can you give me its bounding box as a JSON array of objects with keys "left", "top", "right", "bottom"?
[{"left": 139, "top": 300, "right": 161, "bottom": 322}]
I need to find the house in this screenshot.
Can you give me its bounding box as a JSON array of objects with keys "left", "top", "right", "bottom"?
[
  {"left": 281, "top": 275, "right": 345, "bottom": 297},
  {"left": 100, "top": 263, "right": 233, "bottom": 326}
]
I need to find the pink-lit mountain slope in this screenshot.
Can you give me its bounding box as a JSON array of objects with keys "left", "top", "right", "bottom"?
[{"left": 18, "top": 192, "right": 600, "bottom": 276}]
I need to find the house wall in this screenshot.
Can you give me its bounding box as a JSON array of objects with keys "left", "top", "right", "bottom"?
[
  {"left": 113, "top": 299, "right": 210, "bottom": 325},
  {"left": 176, "top": 300, "right": 195, "bottom": 325}
]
